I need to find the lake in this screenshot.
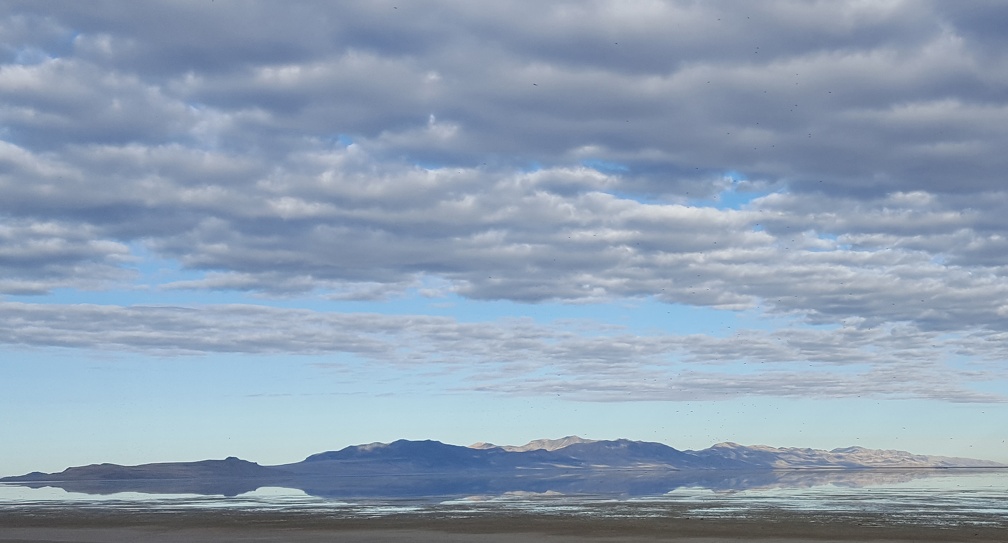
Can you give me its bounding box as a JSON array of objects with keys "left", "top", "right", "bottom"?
[{"left": 1, "top": 468, "right": 1005, "bottom": 529}]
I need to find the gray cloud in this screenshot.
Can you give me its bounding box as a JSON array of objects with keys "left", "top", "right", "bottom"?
[
  {"left": 5, "top": 1, "right": 1007, "bottom": 189},
  {"left": 0, "top": 218, "right": 133, "bottom": 294},
  {"left": 5, "top": 136, "right": 1008, "bottom": 336}
]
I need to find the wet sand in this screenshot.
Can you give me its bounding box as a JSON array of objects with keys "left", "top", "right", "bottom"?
[{"left": 0, "top": 509, "right": 1004, "bottom": 542}]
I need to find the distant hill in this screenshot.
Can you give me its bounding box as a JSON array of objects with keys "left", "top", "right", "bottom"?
[
  {"left": 1, "top": 457, "right": 275, "bottom": 496},
  {"left": 469, "top": 437, "right": 1002, "bottom": 469},
  {"left": 685, "top": 442, "right": 999, "bottom": 469},
  {"left": 470, "top": 435, "right": 597, "bottom": 452},
  {"left": 3, "top": 438, "right": 1002, "bottom": 498}
]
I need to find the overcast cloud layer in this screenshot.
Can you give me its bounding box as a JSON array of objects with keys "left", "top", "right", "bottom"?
[{"left": 3, "top": 1, "right": 1008, "bottom": 404}]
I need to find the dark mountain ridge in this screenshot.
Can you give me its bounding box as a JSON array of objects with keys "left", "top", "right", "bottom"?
[{"left": 44, "top": 457, "right": 272, "bottom": 481}]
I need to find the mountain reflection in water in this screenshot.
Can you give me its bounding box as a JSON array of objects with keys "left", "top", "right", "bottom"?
[
  {"left": 0, "top": 467, "right": 997, "bottom": 499},
  {"left": 1, "top": 469, "right": 1006, "bottom": 529}
]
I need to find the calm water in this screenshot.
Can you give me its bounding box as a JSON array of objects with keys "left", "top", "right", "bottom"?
[{"left": 1, "top": 469, "right": 1006, "bottom": 528}]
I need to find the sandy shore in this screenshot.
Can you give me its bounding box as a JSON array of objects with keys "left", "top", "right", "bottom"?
[{"left": 0, "top": 509, "right": 1004, "bottom": 543}]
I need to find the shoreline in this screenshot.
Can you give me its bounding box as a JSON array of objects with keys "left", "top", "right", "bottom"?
[{"left": 1, "top": 508, "right": 1004, "bottom": 542}]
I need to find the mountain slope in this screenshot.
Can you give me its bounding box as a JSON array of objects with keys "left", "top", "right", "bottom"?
[
  {"left": 1, "top": 457, "right": 277, "bottom": 496},
  {"left": 471, "top": 435, "right": 598, "bottom": 452}
]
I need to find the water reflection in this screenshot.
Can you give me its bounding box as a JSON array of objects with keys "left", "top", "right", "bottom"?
[
  {"left": 3, "top": 466, "right": 1000, "bottom": 499},
  {"left": 1, "top": 469, "right": 1005, "bottom": 528}
]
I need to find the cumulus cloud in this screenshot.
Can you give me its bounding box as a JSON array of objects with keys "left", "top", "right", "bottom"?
[
  {"left": 2, "top": 1, "right": 1008, "bottom": 404},
  {"left": 0, "top": 218, "right": 133, "bottom": 294},
  {"left": 7, "top": 136, "right": 1008, "bottom": 337},
  {"left": 6, "top": 1, "right": 1007, "bottom": 188}
]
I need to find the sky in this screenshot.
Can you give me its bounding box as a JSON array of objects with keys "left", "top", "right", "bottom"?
[{"left": 2, "top": 1, "right": 1008, "bottom": 477}]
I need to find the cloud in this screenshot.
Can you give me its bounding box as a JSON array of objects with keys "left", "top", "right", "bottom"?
[
  {"left": 1, "top": 302, "right": 1003, "bottom": 404},
  {"left": 5, "top": 134, "right": 1008, "bottom": 336},
  {"left": 6, "top": 1, "right": 1007, "bottom": 189},
  {"left": 2, "top": 1, "right": 1008, "bottom": 406},
  {"left": 0, "top": 218, "right": 133, "bottom": 294}
]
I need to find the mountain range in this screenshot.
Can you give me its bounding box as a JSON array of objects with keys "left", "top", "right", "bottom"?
[{"left": 4, "top": 437, "right": 1002, "bottom": 498}]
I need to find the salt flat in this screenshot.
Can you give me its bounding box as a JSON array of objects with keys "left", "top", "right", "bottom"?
[{"left": 1, "top": 513, "right": 1005, "bottom": 543}]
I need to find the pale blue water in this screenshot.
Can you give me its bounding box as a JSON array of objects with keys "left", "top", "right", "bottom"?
[{"left": 1, "top": 469, "right": 1006, "bottom": 528}]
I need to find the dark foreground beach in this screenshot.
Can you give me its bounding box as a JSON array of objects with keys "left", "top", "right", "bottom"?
[{"left": 1, "top": 508, "right": 1004, "bottom": 543}]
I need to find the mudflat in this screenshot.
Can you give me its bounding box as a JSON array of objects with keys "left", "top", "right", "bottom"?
[{"left": 0, "top": 509, "right": 1004, "bottom": 542}]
